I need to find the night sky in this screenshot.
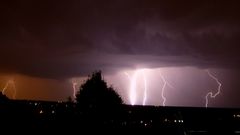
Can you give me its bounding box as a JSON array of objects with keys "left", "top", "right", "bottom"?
[{"left": 1, "top": 0, "right": 240, "bottom": 107}]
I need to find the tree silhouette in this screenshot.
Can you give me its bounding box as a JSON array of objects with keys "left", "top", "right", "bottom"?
[{"left": 75, "top": 71, "right": 123, "bottom": 110}]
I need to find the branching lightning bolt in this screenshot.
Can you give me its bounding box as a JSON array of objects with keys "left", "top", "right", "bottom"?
[
  {"left": 205, "top": 70, "right": 222, "bottom": 108},
  {"left": 1, "top": 79, "right": 17, "bottom": 99},
  {"left": 159, "top": 73, "right": 174, "bottom": 106}
]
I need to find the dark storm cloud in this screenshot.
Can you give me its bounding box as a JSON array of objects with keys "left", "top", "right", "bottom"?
[{"left": 1, "top": 0, "right": 240, "bottom": 78}]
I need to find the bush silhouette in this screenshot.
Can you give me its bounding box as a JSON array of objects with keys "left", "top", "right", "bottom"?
[{"left": 75, "top": 71, "right": 123, "bottom": 110}]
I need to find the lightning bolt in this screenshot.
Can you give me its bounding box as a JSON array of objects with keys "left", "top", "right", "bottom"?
[
  {"left": 1, "top": 79, "right": 17, "bottom": 99},
  {"left": 124, "top": 71, "right": 137, "bottom": 105},
  {"left": 142, "top": 71, "right": 147, "bottom": 106},
  {"left": 159, "top": 73, "right": 174, "bottom": 106},
  {"left": 124, "top": 69, "right": 148, "bottom": 106},
  {"left": 125, "top": 69, "right": 175, "bottom": 106},
  {"left": 71, "top": 79, "right": 77, "bottom": 99},
  {"left": 2, "top": 81, "right": 10, "bottom": 94},
  {"left": 205, "top": 70, "right": 222, "bottom": 108}
]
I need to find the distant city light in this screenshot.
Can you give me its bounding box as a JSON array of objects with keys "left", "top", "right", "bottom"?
[{"left": 39, "top": 110, "right": 43, "bottom": 114}]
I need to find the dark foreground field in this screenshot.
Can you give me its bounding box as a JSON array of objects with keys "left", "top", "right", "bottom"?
[{"left": 0, "top": 99, "right": 240, "bottom": 134}]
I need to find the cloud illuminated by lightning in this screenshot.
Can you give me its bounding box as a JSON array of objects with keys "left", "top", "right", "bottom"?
[
  {"left": 205, "top": 70, "right": 222, "bottom": 108},
  {"left": 1, "top": 79, "right": 17, "bottom": 99}
]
